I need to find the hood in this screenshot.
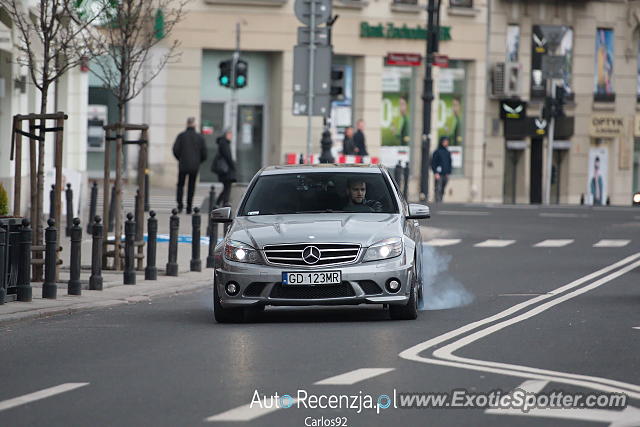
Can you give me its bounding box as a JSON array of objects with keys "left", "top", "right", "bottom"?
[{"left": 228, "top": 213, "right": 402, "bottom": 249}]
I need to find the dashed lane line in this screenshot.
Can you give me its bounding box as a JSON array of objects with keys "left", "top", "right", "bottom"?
[
  {"left": 0, "top": 383, "right": 89, "bottom": 412},
  {"left": 474, "top": 239, "right": 516, "bottom": 248},
  {"left": 533, "top": 239, "right": 574, "bottom": 248},
  {"left": 593, "top": 239, "right": 630, "bottom": 248},
  {"left": 314, "top": 368, "right": 395, "bottom": 385},
  {"left": 425, "top": 239, "right": 462, "bottom": 247}
]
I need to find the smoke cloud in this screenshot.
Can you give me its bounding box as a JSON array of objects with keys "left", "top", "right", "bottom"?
[{"left": 419, "top": 245, "right": 473, "bottom": 310}]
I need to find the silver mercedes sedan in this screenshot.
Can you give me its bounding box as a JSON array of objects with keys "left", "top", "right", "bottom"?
[{"left": 210, "top": 164, "right": 430, "bottom": 322}]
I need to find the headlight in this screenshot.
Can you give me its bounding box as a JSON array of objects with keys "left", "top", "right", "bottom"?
[
  {"left": 633, "top": 192, "right": 640, "bottom": 205},
  {"left": 362, "top": 237, "right": 403, "bottom": 262},
  {"left": 224, "top": 240, "right": 262, "bottom": 264}
]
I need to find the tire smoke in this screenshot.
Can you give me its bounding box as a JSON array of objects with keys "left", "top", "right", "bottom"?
[{"left": 419, "top": 245, "right": 473, "bottom": 310}]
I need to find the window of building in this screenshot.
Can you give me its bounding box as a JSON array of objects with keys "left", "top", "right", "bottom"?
[
  {"left": 450, "top": 0, "right": 472, "bottom": 7},
  {"left": 531, "top": 25, "right": 573, "bottom": 100},
  {"left": 436, "top": 60, "right": 467, "bottom": 175},
  {"left": 594, "top": 28, "right": 615, "bottom": 102},
  {"left": 506, "top": 24, "right": 520, "bottom": 63}
]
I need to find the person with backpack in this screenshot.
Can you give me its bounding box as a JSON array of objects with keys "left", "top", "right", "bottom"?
[{"left": 212, "top": 129, "right": 236, "bottom": 207}]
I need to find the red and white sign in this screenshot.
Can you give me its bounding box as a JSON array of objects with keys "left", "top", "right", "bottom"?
[
  {"left": 433, "top": 54, "right": 449, "bottom": 68},
  {"left": 385, "top": 53, "right": 422, "bottom": 67}
]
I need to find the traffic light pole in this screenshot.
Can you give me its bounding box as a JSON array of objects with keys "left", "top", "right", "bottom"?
[
  {"left": 230, "top": 22, "right": 241, "bottom": 159},
  {"left": 420, "top": 0, "right": 441, "bottom": 200},
  {"left": 305, "top": 0, "right": 317, "bottom": 163},
  {"left": 544, "top": 81, "right": 556, "bottom": 205}
]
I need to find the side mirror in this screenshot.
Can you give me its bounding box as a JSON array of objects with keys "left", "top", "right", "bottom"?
[
  {"left": 407, "top": 204, "right": 430, "bottom": 220},
  {"left": 211, "top": 207, "right": 233, "bottom": 223}
]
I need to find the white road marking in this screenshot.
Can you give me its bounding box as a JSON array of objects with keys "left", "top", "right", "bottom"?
[
  {"left": 633, "top": 327, "right": 640, "bottom": 330},
  {"left": 593, "top": 239, "right": 630, "bottom": 248},
  {"left": 474, "top": 239, "right": 515, "bottom": 248},
  {"left": 399, "top": 252, "right": 640, "bottom": 399},
  {"left": 314, "top": 368, "right": 395, "bottom": 385},
  {"left": 533, "top": 239, "right": 574, "bottom": 248},
  {"left": 539, "top": 212, "right": 588, "bottom": 218},
  {"left": 438, "top": 210, "right": 490, "bottom": 216},
  {"left": 205, "top": 399, "right": 298, "bottom": 422},
  {"left": 485, "top": 381, "right": 640, "bottom": 425},
  {"left": 0, "top": 383, "right": 89, "bottom": 412},
  {"left": 425, "top": 238, "right": 462, "bottom": 247}
]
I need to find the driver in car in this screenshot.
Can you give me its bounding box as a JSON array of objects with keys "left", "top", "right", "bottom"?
[{"left": 345, "top": 179, "right": 383, "bottom": 212}]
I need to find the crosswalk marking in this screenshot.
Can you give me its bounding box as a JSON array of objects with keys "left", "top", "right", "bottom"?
[
  {"left": 474, "top": 239, "right": 515, "bottom": 248},
  {"left": 533, "top": 239, "right": 574, "bottom": 248},
  {"left": 425, "top": 238, "right": 462, "bottom": 247},
  {"left": 205, "top": 400, "right": 297, "bottom": 422},
  {"left": 0, "top": 383, "right": 89, "bottom": 412},
  {"left": 314, "top": 368, "right": 395, "bottom": 385},
  {"left": 593, "top": 239, "right": 630, "bottom": 248}
]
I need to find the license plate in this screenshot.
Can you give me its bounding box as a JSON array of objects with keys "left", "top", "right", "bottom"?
[{"left": 282, "top": 271, "right": 342, "bottom": 286}]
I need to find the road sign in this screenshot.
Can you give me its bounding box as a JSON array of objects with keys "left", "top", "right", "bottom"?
[
  {"left": 297, "top": 26, "right": 329, "bottom": 46},
  {"left": 294, "top": 0, "right": 332, "bottom": 27},
  {"left": 292, "top": 45, "right": 331, "bottom": 96},
  {"left": 292, "top": 93, "right": 330, "bottom": 116},
  {"left": 541, "top": 55, "right": 565, "bottom": 79}
]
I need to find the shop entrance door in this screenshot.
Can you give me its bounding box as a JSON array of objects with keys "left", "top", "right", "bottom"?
[
  {"left": 199, "top": 102, "right": 225, "bottom": 183},
  {"left": 530, "top": 138, "right": 543, "bottom": 204},
  {"left": 235, "top": 105, "right": 264, "bottom": 183},
  {"left": 551, "top": 150, "right": 567, "bottom": 204},
  {"left": 503, "top": 149, "right": 523, "bottom": 204}
]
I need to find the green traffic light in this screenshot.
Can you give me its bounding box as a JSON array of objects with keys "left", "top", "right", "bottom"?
[
  {"left": 220, "top": 76, "right": 229, "bottom": 86},
  {"left": 236, "top": 76, "right": 246, "bottom": 86}
]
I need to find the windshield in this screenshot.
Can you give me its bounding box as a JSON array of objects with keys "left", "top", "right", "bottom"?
[{"left": 239, "top": 172, "right": 398, "bottom": 216}]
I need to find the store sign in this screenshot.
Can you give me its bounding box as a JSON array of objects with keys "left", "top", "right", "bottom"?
[
  {"left": 533, "top": 118, "right": 547, "bottom": 136},
  {"left": 499, "top": 100, "right": 527, "bottom": 120},
  {"left": 589, "top": 115, "right": 624, "bottom": 138},
  {"left": 385, "top": 53, "right": 421, "bottom": 67},
  {"left": 360, "top": 22, "right": 451, "bottom": 41}
]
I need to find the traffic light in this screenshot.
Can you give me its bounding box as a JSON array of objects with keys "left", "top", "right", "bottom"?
[
  {"left": 330, "top": 66, "right": 345, "bottom": 100},
  {"left": 219, "top": 59, "right": 232, "bottom": 88},
  {"left": 235, "top": 59, "right": 248, "bottom": 89}
]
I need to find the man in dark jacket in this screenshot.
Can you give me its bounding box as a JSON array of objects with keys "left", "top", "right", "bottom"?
[
  {"left": 214, "top": 129, "right": 236, "bottom": 207},
  {"left": 353, "top": 119, "right": 368, "bottom": 157},
  {"left": 342, "top": 126, "right": 355, "bottom": 155},
  {"left": 173, "top": 117, "right": 207, "bottom": 214},
  {"left": 431, "top": 136, "right": 452, "bottom": 203}
]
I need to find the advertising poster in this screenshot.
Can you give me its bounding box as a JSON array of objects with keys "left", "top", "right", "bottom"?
[
  {"left": 595, "top": 28, "right": 614, "bottom": 97},
  {"left": 380, "top": 66, "right": 413, "bottom": 167},
  {"left": 587, "top": 147, "right": 608, "bottom": 206},
  {"left": 506, "top": 24, "right": 520, "bottom": 62}
]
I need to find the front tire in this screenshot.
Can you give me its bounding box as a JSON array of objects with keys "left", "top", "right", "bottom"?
[
  {"left": 213, "top": 282, "right": 244, "bottom": 323},
  {"left": 389, "top": 265, "right": 419, "bottom": 320}
]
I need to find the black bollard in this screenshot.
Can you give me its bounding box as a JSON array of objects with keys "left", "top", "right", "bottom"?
[
  {"left": 403, "top": 161, "right": 410, "bottom": 198},
  {"left": 394, "top": 161, "right": 403, "bottom": 188},
  {"left": 108, "top": 185, "right": 116, "bottom": 232},
  {"left": 144, "top": 172, "right": 150, "bottom": 212},
  {"left": 319, "top": 128, "right": 334, "bottom": 163},
  {"left": 87, "top": 182, "right": 98, "bottom": 234},
  {"left": 89, "top": 216, "right": 103, "bottom": 290},
  {"left": 42, "top": 218, "right": 57, "bottom": 299},
  {"left": 206, "top": 212, "right": 218, "bottom": 269},
  {"left": 207, "top": 185, "right": 216, "bottom": 236},
  {"left": 49, "top": 184, "right": 55, "bottom": 220},
  {"left": 299, "top": 153, "right": 304, "bottom": 164},
  {"left": 124, "top": 212, "right": 136, "bottom": 285},
  {"left": 65, "top": 183, "right": 73, "bottom": 237},
  {"left": 190, "top": 207, "right": 202, "bottom": 272},
  {"left": 68, "top": 218, "right": 82, "bottom": 295},
  {"left": 145, "top": 211, "right": 158, "bottom": 280},
  {"left": 166, "top": 208, "right": 179, "bottom": 276},
  {"left": 134, "top": 189, "right": 142, "bottom": 239},
  {"left": 16, "top": 218, "right": 32, "bottom": 302}
]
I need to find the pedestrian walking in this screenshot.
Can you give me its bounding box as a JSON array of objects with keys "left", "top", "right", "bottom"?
[
  {"left": 212, "top": 129, "right": 236, "bottom": 207},
  {"left": 353, "top": 119, "right": 368, "bottom": 156},
  {"left": 173, "top": 117, "right": 208, "bottom": 214},
  {"left": 431, "top": 136, "right": 452, "bottom": 203},
  {"left": 342, "top": 126, "right": 355, "bottom": 155}
]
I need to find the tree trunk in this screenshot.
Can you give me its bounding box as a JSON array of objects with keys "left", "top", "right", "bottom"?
[{"left": 113, "top": 103, "right": 126, "bottom": 270}]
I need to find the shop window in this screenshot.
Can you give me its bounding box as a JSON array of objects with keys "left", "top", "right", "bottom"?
[{"left": 436, "top": 60, "right": 467, "bottom": 176}]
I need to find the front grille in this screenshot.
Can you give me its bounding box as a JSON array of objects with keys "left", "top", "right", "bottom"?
[
  {"left": 263, "top": 243, "right": 360, "bottom": 267},
  {"left": 270, "top": 282, "right": 356, "bottom": 299},
  {"left": 358, "top": 280, "right": 383, "bottom": 295},
  {"left": 244, "top": 282, "right": 268, "bottom": 297}
]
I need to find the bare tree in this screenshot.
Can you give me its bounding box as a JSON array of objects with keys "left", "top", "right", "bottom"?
[{"left": 88, "top": 0, "right": 188, "bottom": 124}]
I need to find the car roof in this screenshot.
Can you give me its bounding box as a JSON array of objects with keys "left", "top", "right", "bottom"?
[{"left": 260, "top": 164, "right": 385, "bottom": 176}]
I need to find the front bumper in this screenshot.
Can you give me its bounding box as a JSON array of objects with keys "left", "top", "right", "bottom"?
[{"left": 215, "top": 256, "right": 412, "bottom": 308}]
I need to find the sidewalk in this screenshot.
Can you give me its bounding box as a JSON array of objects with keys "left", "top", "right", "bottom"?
[{"left": 0, "top": 269, "right": 213, "bottom": 325}]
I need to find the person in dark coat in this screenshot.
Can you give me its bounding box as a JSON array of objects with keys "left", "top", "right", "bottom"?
[
  {"left": 173, "top": 117, "right": 207, "bottom": 214},
  {"left": 431, "top": 136, "right": 452, "bottom": 203},
  {"left": 353, "top": 119, "right": 368, "bottom": 156},
  {"left": 342, "top": 126, "right": 355, "bottom": 155},
  {"left": 214, "top": 129, "right": 236, "bottom": 207}
]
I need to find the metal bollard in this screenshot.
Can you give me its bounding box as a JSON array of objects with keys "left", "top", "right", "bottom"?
[
  {"left": 166, "top": 208, "right": 179, "bottom": 276},
  {"left": 42, "top": 218, "right": 57, "bottom": 299},
  {"left": 207, "top": 185, "right": 216, "bottom": 236},
  {"left": 49, "top": 184, "right": 55, "bottom": 220},
  {"left": 403, "top": 161, "right": 410, "bottom": 198},
  {"left": 190, "top": 207, "right": 202, "bottom": 272},
  {"left": 206, "top": 212, "right": 218, "bottom": 269},
  {"left": 87, "top": 181, "right": 98, "bottom": 234},
  {"left": 108, "top": 184, "right": 116, "bottom": 232},
  {"left": 144, "top": 172, "right": 150, "bottom": 212},
  {"left": 16, "top": 218, "right": 32, "bottom": 302},
  {"left": 145, "top": 211, "right": 158, "bottom": 280},
  {"left": 394, "top": 161, "right": 403, "bottom": 189},
  {"left": 65, "top": 183, "right": 73, "bottom": 237},
  {"left": 68, "top": 218, "right": 82, "bottom": 295},
  {"left": 89, "top": 216, "right": 103, "bottom": 290},
  {"left": 134, "top": 190, "right": 142, "bottom": 239},
  {"left": 124, "top": 212, "right": 136, "bottom": 285}
]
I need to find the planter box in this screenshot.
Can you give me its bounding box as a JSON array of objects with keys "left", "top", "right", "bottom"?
[{"left": 0, "top": 217, "right": 22, "bottom": 304}]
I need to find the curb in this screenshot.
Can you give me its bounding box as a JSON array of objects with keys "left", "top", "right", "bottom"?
[{"left": 0, "top": 281, "right": 212, "bottom": 326}]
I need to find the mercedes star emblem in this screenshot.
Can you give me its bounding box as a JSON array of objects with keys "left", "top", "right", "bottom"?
[{"left": 302, "top": 246, "right": 321, "bottom": 264}]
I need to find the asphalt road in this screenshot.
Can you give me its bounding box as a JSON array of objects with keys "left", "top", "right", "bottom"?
[{"left": 1, "top": 203, "right": 639, "bottom": 427}]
